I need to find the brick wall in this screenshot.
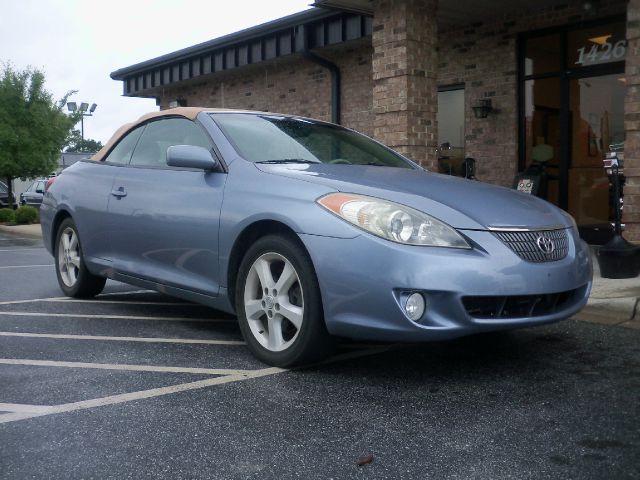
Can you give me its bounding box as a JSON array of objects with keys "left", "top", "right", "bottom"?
[
  {"left": 624, "top": 0, "right": 640, "bottom": 240},
  {"left": 372, "top": 0, "right": 439, "bottom": 168},
  {"left": 329, "top": 45, "right": 375, "bottom": 136},
  {"left": 438, "top": 0, "right": 628, "bottom": 187},
  {"left": 157, "top": 41, "right": 374, "bottom": 136},
  {"left": 151, "top": 0, "right": 637, "bottom": 238},
  {"left": 155, "top": 0, "right": 627, "bottom": 187}
]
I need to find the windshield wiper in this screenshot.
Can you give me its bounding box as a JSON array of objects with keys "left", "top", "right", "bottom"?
[{"left": 257, "top": 159, "right": 321, "bottom": 164}]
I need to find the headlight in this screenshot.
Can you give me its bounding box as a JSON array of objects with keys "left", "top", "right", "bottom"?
[{"left": 317, "top": 193, "right": 470, "bottom": 248}]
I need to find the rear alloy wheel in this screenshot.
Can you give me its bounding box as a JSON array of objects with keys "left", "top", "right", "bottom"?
[
  {"left": 236, "top": 235, "right": 334, "bottom": 367},
  {"left": 55, "top": 218, "right": 106, "bottom": 298}
]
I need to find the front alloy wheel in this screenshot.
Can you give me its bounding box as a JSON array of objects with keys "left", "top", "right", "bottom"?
[
  {"left": 244, "top": 252, "right": 304, "bottom": 352},
  {"left": 236, "top": 235, "right": 334, "bottom": 366}
]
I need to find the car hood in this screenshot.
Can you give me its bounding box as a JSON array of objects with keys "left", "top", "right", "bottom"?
[{"left": 255, "top": 164, "right": 571, "bottom": 231}]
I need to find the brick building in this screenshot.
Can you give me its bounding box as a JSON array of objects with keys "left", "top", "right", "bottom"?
[{"left": 112, "top": 0, "right": 640, "bottom": 243}]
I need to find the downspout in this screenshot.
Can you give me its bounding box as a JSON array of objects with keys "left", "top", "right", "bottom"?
[
  {"left": 303, "top": 51, "right": 341, "bottom": 124},
  {"left": 300, "top": 27, "right": 341, "bottom": 124}
]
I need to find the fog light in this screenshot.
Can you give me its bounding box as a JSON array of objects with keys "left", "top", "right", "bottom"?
[{"left": 404, "top": 292, "right": 425, "bottom": 321}]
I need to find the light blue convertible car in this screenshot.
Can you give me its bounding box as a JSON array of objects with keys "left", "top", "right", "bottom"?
[{"left": 40, "top": 108, "right": 592, "bottom": 366}]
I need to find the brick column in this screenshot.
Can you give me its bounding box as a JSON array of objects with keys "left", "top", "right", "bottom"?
[
  {"left": 624, "top": 0, "right": 640, "bottom": 242},
  {"left": 372, "top": 0, "right": 438, "bottom": 168}
]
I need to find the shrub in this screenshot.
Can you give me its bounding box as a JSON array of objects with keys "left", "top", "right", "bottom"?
[
  {"left": 14, "top": 206, "right": 38, "bottom": 224},
  {"left": 0, "top": 208, "right": 15, "bottom": 223}
]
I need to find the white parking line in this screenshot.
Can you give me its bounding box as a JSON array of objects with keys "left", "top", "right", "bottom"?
[
  {"left": 48, "top": 298, "right": 198, "bottom": 306},
  {"left": 0, "top": 331, "right": 245, "bottom": 345},
  {"left": 0, "top": 248, "right": 45, "bottom": 252},
  {"left": 0, "top": 264, "right": 54, "bottom": 269},
  {"left": 0, "top": 297, "right": 67, "bottom": 306},
  {"left": 97, "top": 290, "right": 155, "bottom": 297},
  {"left": 0, "top": 312, "right": 233, "bottom": 322},
  {"left": 0, "top": 236, "right": 39, "bottom": 241},
  {"left": 0, "top": 347, "right": 390, "bottom": 424},
  {"left": 0, "top": 296, "right": 198, "bottom": 307},
  {"left": 0, "top": 358, "right": 252, "bottom": 376},
  {"left": 0, "top": 403, "right": 51, "bottom": 414},
  {"left": 0, "top": 369, "right": 283, "bottom": 424}
]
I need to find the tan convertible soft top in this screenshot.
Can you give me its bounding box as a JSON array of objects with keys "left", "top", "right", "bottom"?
[{"left": 91, "top": 107, "right": 257, "bottom": 162}]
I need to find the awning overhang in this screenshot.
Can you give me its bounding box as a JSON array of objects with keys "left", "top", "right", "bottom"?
[
  {"left": 111, "top": 8, "right": 372, "bottom": 98},
  {"left": 314, "top": 0, "right": 578, "bottom": 29}
]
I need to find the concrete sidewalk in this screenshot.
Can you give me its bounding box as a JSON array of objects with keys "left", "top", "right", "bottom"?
[
  {"left": 1, "top": 222, "right": 638, "bottom": 328},
  {"left": 574, "top": 248, "right": 640, "bottom": 329}
]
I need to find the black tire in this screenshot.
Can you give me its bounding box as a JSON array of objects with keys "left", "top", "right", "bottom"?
[
  {"left": 54, "top": 217, "right": 106, "bottom": 298},
  {"left": 235, "top": 234, "right": 335, "bottom": 367}
]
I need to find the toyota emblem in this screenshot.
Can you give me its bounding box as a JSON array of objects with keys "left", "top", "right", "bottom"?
[{"left": 536, "top": 235, "right": 555, "bottom": 254}]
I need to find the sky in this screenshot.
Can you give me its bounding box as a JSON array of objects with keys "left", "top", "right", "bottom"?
[{"left": 0, "top": 0, "right": 313, "bottom": 144}]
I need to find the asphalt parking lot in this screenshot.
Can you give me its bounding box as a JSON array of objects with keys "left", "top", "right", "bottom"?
[{"left": 0, "top": 232, "right": 639, "bottom": 479}]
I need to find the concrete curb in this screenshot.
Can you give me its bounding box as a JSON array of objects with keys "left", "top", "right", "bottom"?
[{"left": 0, "top": 224, "right": 43, "bottom": 239}]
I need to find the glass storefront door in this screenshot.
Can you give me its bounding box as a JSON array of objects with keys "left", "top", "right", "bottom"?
[
  {"left": 523, "top": 77, "right": 561, "bottom": 206},
  {"left": 568, "top": 73, "right": 626, "bottom": 228},
  {"left": 520, "top": 18, "right": 626, "bottom": 243}
]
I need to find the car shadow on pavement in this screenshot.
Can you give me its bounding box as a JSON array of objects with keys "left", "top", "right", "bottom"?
[{"left": 314, "top": 321, "right": 619, "bottom": 386}]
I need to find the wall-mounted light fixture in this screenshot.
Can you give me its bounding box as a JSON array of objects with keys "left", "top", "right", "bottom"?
[
  {"left": 582, "top": 1, "right": 599, "bottom": 15},
  {"left": 472, "top": 99, "right": 494, "bottom": 119},
  {"left": 169, "top": 98, "right": 187, "bottom": 108}
]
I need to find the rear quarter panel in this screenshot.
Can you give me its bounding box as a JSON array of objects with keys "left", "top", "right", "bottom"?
[{"left": 42, "top": 161, "right": 120, "bottom": 264}]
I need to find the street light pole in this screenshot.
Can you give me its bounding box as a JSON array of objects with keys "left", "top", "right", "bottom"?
[{"left": 66, "top": 102, "right": 97, "bottom": 147}]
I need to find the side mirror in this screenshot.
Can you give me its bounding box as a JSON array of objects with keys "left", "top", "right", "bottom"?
[{"left": 166, "top": 145, "right": 218, "bottom": 171}]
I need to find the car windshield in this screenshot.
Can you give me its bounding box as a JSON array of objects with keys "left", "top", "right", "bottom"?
[{"left": 211, "top": 113, "right": 415, "bottom": 169}]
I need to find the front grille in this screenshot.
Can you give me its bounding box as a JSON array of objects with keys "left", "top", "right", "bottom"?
[
  {"left": 462, "top": 288, "right": 581, "bottom": 319},
  {"left": 493, "top": 229, "right": 569, "bottom": 263}
]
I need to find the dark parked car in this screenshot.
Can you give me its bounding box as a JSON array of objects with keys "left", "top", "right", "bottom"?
[
  {"left": 20, "top": 179, "right": 47, "bottom": 208},
  {"left": 40, "top": 108, "right": 592, "bottom": 367},
  {"left": 0, "top": 181, "right": 17, "bottom": 209}
]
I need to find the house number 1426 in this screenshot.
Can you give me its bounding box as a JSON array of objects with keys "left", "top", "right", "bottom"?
[{"left": 576, "top": 40, "right": 627, "bottom": 65}]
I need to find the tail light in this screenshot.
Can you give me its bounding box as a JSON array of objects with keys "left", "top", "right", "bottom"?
[{"left": 45, "top": 177, "right": 56, "bottom": 192}]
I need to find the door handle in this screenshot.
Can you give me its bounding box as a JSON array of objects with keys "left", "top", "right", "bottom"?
[{"left": 111, "top": 187, "right": 127, "bottom": 198}]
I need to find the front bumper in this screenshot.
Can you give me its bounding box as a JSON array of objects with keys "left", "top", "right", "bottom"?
[{"left": 299, "top": 228, "right": 592, "bottom": 342}]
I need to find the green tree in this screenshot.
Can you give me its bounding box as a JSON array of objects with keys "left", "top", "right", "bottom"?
[
  {"left": 64, "top": 129, "right": 103, "bottom": 153},
  {"left": 0, "top": 63, "right": 77, "bottom": 208}
]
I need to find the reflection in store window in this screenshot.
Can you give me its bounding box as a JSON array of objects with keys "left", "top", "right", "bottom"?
[
  {"left": 569, "top": 74, "right": 626, "bottom": 227},
  {"left": 524, "top": 34, "right": 561, "bottom": 76},
  {"left": 523, "top": 77, "right": 562, "bottom": 205},
  {"left": 437, "top": 87, "right": 465, "bottom": 176}
]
